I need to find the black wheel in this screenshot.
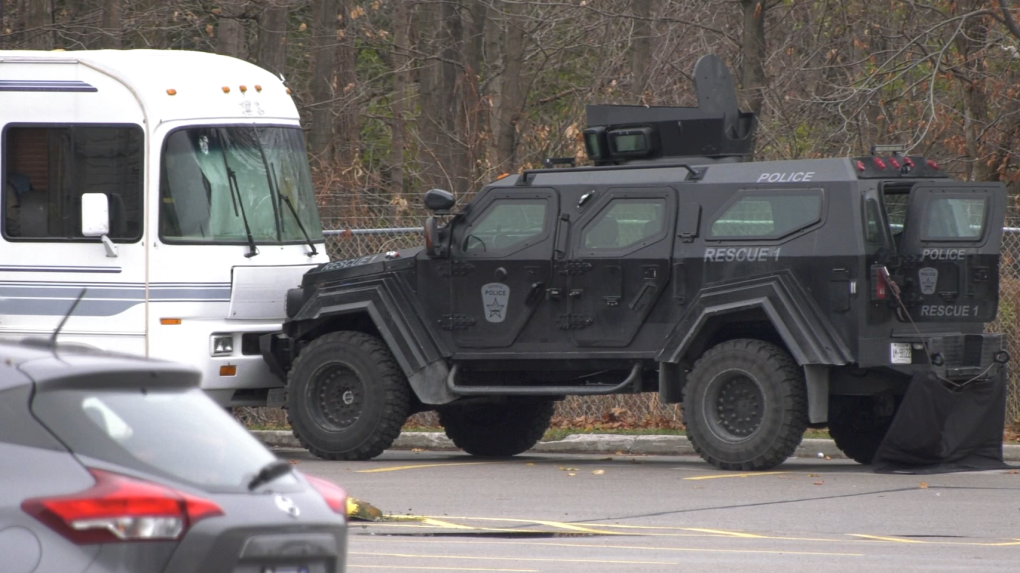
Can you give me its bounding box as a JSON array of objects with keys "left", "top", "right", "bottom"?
[
  {"left": 827, "top": 396, "right": 898, "bottom": 464},
  {"left": 287, "top": 331, "right": 411, "bottom": 460},
  {"left": 683, "top": 339, "right": 808, "bottom": 471},
  {"left": 828, "top": 421, "right": 890, "bottom": 465},
  {"left": 439, "top": 399, "right": 555, "bottom": 456}
]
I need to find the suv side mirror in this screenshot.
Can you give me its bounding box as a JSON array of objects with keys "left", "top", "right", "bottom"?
[{"left": 423, "top": 189, "right": 455, "bottom": 214}]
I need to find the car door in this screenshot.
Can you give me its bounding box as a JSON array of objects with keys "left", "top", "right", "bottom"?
[
  {"left": 447, "top": 188, "right": 559, "bottom": 349},
  {"left": 565, "top": 188, "right": 677, "bottom": 347},
  {"left": 888, "top": 182, "right": 1005, "bottom": 324}
]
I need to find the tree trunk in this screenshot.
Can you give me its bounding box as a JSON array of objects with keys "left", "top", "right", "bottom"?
[
  {"left": 456, "top": 0, "right": 485, "bottom": 195},
  {"left": 217, "top": 0, "right": 246, "bottom": 59},
  {"left": 332, "top": 0, "right": 358, "bottom": 168},
  {"left": 495, "top": 1, "right": 524, "bottom": 173},
  {"left": 389, "top": 0, "right": 411, "bottom": 196},
  {"left": 954, "top": 0, "right": 992, "bottom": 181},
  {"left": 256, "top": 0, "right": 288, "bottom": 77},
  {"left": 308, "top": 0, "right": 339, "bottom": 162},
  {"left": 24, "top": 0, "right": 52, "bottom": 49},
  {"left": 417, "top": 1, "right": 462, "bottom": 192},
  {"left": 630, "top": 0, "right": 652, "bottom": 103},
  {"left": 99, "top": 0, "right": 122, "bottom": 49},
  {"left": 739, "top": 0, "right": 766, "bottom": 117}
]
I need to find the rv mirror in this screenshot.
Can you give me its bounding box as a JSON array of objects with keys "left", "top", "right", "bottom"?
[{"left": 81, "top": 193, "right": 110, "bottom": 237}]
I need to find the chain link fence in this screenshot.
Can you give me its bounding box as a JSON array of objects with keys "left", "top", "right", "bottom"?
[{"left": 314, "top": 216, "right": 1020, "bottom": 430}]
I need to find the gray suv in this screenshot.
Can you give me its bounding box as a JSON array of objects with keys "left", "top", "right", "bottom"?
[{"left": 0, "top": 340, "right": 347, "bottom": 573}]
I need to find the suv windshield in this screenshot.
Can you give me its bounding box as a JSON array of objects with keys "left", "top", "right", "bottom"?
[
  {"left": 159, "top": 125, "right": 322, "bottom": 244},
  {"left": 32, "top": 387, "right": 297, "bottom": 492}
]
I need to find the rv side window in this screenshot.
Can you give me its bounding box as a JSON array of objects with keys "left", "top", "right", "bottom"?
[{"left": 3, "top": 125, "right": 143, "bottom": 241}]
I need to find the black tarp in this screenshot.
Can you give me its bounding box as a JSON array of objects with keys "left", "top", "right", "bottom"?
[{"left": 873, "top": 367, "right": 1009, "bottom": 474}]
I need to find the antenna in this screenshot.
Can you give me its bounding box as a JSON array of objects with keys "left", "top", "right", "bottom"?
[{"left": 50, "top": 289, "right": 87, "bottom": 347}]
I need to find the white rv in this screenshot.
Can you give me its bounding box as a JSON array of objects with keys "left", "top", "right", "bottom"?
[{"left": 0, "top": 50, "right": 329, "bottom": 406}]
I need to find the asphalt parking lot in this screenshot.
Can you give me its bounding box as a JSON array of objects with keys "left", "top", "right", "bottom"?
[{"left": 280, "top": 448, "right": 1020, "bottom": 573}]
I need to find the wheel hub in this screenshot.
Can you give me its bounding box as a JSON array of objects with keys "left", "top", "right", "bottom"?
[
  {"left": 708, "top": 373, "right": 764, "bottom": 440},
  {"left": 310, "top": 364, "right": 364, "bottom": 431}
]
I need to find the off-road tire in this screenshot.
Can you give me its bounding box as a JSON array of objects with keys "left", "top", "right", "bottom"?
[
  {"left": 683, "top": 339, "right": 808, "bottom": 471},
  {"left": 439, "top": 400, "right": 555, "bottom": 457},
  {"left": 827, "top": 421, "right": 891, "bottom": 465},
  {"left": 287, "top": 331, "right": 411, "bottom": 460}
]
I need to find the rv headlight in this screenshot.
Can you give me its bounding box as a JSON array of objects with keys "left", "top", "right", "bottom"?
[{"left": 211, "top": 335, "right": 234, "bottom": 357}]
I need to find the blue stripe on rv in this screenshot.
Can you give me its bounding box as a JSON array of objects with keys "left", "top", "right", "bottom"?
[{"left": 0, "top": 80, "right": 98, "bottom": 92}]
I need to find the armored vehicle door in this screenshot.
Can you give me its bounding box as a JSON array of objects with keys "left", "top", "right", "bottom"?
[
  {"left": 880, "top": 182, "right": 1004, "bottom": 324},
  {"left": 563, "top": 188, "right": 677, "bottom": 347},
  {"left": 446, "top": 188, "right": 559, "bottom": 348}
]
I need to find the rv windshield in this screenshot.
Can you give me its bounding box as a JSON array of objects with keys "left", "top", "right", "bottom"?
[{"left": 159, "top": 126, "right": 322, "bottom": 244}]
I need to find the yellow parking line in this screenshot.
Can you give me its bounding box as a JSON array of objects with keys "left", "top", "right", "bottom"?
[
  {"left": 684, "top": 471, "right": 789, "bottom": 480},
  {"left": 351, "top": 565, "right": 536, "bottom": 572},
  {"left": 351, "top": 551, "right": 678, "bottom": 566},
  {"left": 683, "top": 528, "right": 766, "bottom": 538},
  {"left": 849, "top": 534, "right": 925, "bottom": 544},
  {"left": 421, "top": 516, "right": 625, "bottom": 535},
  {"left": 420, "top": 518, "right": 482, "bottom": 530},
  {"left": 354, "top": 539, "right": 861, "bottom": 557},
  {"left": 357, "top": 461, "right": 502, "bottom": 473},
  {"left": 503, "top": 541, "right": 861, "bottom": 557}
]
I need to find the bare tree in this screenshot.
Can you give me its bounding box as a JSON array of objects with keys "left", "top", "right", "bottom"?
[
  {"left": 99, "top": 0, "right": 123, "bottom": 49},
  {"left": 24, "top": 0, "right": 53, "bottom": 49},
  {"left": 255, "top": 0, "right": 288, "bottom": 77},
  {"left": 216, "top": 0, "right": 246, "bottom": 59},
  {"left": 307, "top": 0, "right": 339, "bottom": 161}
]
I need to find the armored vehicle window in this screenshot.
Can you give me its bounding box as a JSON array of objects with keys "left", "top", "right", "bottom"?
[
  {"left": 882, "top": 191, "right": 908, "bottom": 238},
  {"left": 3, "top": 125, "right": 143, "bottom": 242},
  {"left": 582, "top": 199, "right": 666, "bottom": 249},
  {"left": 924, "top": 197, "right": 986, "bottom": 240},
  {"left": 709, "top": 190, "right": 822, "bottom": 239},
  {"left": 865, "top": 199, "right": 883, "bottom": 244},
  {"left": 463, "top": 199, "right": 548, "bottom": 253}
]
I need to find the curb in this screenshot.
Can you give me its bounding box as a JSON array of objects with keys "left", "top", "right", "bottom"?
[{"left": 254, "top": 430, "right": 1020, "bottom": 461}]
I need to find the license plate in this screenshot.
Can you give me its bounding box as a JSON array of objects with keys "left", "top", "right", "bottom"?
[{"left": 890, "top": 343, "right": 912, "bottom": 364}]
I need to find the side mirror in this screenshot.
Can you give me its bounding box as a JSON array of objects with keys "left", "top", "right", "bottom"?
[
  {"left": 423, "top": 189, "right": 455, "bottom": 214},
  {"left": 81, "top": 193, "right": 110, "bottom": 237},
  {"left": 81, "top": 193, "right": 118, "bottom": 258}
]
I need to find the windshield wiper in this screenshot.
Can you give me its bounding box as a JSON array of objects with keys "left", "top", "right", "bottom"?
[
  {"left": 252, "top": 125, "right": 284, "bottom": 241},
  {"left": 271, "top": 163, "right": 319, "bottom": 258},
  {"left": 218, "top": 131, "right": 259, "bottom": 258},
  {"left": 248, "top": 458, "right": 294, "bottom": 491}
]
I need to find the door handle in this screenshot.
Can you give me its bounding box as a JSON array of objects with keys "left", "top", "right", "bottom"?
[{"left": 525, "top": 282, "right": 545, "bottom": 305}]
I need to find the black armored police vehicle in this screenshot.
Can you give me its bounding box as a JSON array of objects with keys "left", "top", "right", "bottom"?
[{"left": 264, "top": 55, "right": 1008, "bottom": 471}]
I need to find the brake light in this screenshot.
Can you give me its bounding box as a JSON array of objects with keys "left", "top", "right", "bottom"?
[
  {"left": 926, "top": 159, "right": 940, "bottom": 170},
  {"left": 873, "top": 157, "right": 887, "bottom": 170},
  {"left": 871, "top": 265, "right": 888, "bottom": 300},
  {"left": 903, "top": 157, "right": 915, "bottom": 168},
  {"left": 21, "top": 469, "right": 223, "bottom": 544},
  {"left": 888, "top": 157, "right": 901, "bottom": 169},
  {"left": 304, "top": 474, "right": 348, "bottom": 517},
  {"left": 855, "top": 160, "right": 866, "bottom": 172}
]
